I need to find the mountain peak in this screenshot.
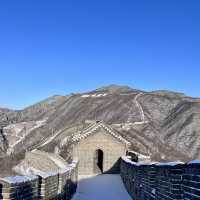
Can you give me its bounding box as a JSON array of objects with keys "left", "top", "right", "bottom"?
[{"left": 95, "top": 84, "right": 136, "bottom": 93}]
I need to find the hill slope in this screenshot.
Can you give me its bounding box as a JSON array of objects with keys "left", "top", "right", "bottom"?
[{"left": 0, "top": 85, "right": 200, "bottom": 175}]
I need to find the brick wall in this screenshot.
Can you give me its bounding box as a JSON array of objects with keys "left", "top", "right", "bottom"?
[
  {"left": 183, "top": 161, "right": 200, "bottom": 200},
  {"left": 120, "top": 157, "right": 200, "bottom": 200},
  {"left": 58, "top": 160, "right": 78, "bottom": 200},
  {"left": 38, "top": 172, "right": 59, "bottom": 200},
  {"left": 0, "top": 176, "right": 38, "bottom": 200},
  {"left": 0, "top": 159, "right": 78, "bottom": 200},
  {"left": 73, "top": 127, "right": 127, "bottom": 175}
]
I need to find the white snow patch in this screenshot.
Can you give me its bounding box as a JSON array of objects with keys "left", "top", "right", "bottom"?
[
  {"left": 81, "top": 93, "right": 108, "bottom": 98},
  {"left": 122, "top": 156, "right": 141, "bottom": 166},
  {"left": 133, "top": 121, "right": 149, "bottom": 125},
  {"left": 14, "top": 158, "right": 78, "bottom": 177},
  {"left": 37, "top": 171, "right": 58, "bottom": 178},
  {"left": 127, "top": 150, "right": 151, "bottom": 162},
  {"left": 155, "top": 161, "right": 184, "bottom": 166},
  {"left": 72, "top": 175, "right": 132, "bottom": 200},
  {"left": 152, "top": 189, "right": 156, "bottom": 195},
  {"left": 188, "top": 160, "right": 200, "bottom": 164},
  {"left": 81, "top": 94, "right": 90, "bottom": 98},
  {"left": 122, "top": 156, "right": 184, "bottom": 167},
  {"left": 1, "top": 175, "right": 37, "bottom": 184},
  {"left": 161, "top": 154, "right": 166, "bottom": 160}
]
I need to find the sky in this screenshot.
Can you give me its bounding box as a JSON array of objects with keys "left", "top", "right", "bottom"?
[{"left": 0, "top": 0, "right": 200, "bottom": 109}]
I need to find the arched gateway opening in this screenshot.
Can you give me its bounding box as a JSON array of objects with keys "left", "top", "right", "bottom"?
[{"left": 94, "top": 149, "right": 104, "bottom": 173}]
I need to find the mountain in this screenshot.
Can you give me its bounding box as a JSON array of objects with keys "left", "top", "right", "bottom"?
[{"left": 0, "top": 85, "right": 200, "bottom": 176}]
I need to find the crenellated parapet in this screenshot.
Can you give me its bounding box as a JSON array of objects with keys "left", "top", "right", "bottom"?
[
  {"left": 0, "top": 159, "right": 78, "bottom": 200},
  {"left": 121, "top": 156, "right": 200, "bottom": 200}
]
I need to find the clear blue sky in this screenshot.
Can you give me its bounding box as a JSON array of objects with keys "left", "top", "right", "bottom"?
[{"left": 0, "top": 0, "right": 200, "bottom": 109}]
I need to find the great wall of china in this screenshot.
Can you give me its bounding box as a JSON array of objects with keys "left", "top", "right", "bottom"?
[{"left": 1, "top": 157, "right": 200, "bottom": 200}]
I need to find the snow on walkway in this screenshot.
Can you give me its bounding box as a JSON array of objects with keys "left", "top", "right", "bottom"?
[{"left": 72, "top": 174, "right": 132, "bottom": 200}]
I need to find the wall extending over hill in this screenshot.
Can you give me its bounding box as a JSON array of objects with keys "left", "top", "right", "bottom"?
[
  {"left": 2, "top": 85, "right": 200, "bottom": 165},
  {"left": 0, "top": 159, "right": 78, "bottom": 200},
  {"left": 121, "top": 157, "right": 200, "bottom": 200}
]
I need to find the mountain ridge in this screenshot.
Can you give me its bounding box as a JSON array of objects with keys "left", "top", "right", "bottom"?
[{"left": 0, "top": 84, "right": 199, "bottom": 176}]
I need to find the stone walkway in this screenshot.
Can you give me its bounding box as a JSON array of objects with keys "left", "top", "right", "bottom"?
[{"left": 72, "top": 174, "right": 132, "bottom": 200}]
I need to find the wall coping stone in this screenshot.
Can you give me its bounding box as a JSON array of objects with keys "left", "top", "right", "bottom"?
[
  {"left": 188, "top": 160, "right": 200, "bottom": 165},
  {"left": 0, "top": 175, "right": 38, "bottom": 184},
  {"left": 121, "top": 156, "right": 200, "bottom": 167},
  {"left": 0, "top": 159, "right": 78, "bottom": 183},
  {"left": 37, "top": 171, "right": 58, "bottom": 179}
]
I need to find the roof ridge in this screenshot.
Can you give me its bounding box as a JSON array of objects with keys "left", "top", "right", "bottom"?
[
  {"left": 81, "top": 121, "right": 100, "bottom": 133},
  {"left": 72, "top": 121, "right": 130, "bottom": 145}
]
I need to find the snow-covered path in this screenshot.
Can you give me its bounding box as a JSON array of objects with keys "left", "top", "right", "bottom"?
[{"left": 72, "top": 174, "right": 132, "bottom": 200}]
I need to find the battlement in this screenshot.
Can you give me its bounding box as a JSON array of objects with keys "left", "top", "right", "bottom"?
[
  {"left": 0, "top": 159, "right": 78, "bottom": 200},
  {"left": 121, "top": 157, "right": 200, "bottom": 200}
]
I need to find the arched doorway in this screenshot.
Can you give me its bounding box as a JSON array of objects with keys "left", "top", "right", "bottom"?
[{"left": 94, "top": 149, "right": 104, "bottom": 174}]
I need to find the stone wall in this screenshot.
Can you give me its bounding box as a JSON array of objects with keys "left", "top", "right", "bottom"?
[
  {"left": 0, "top": 176, "right": 38, "bottom": 200},
  {"left": 22, "top": 150, "right": 68, "bottom": 173},
  {"left": 73, "top": 127, "right": 127, "bottom": 175},
  {"left": 121, "top": 157, "right": 200, "bottom": 200},
  {"left": 58, "top": 161, "right": 78, "bottom": 200},
  {"left": 0, "top": 159, "right": 78, "bottom": 200}
]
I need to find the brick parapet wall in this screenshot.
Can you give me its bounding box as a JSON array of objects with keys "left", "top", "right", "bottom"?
[
  {"left": 58, "top": 161, "right": 78, "bottom": 200},
  {"left": 183, "top": 162, "right": 200, "bottom": 200},
  {"left": 0, "top": 176, "right": 39, "bottom": 200},
  {"left": 38, "top": 172, "right": 59, "bottom": 200},
  {"left": 0, "top": 159, "right": 78, "bottom": 200},
  {"left": 121, "top": 157, "right": 200, "bottom": 200}
]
